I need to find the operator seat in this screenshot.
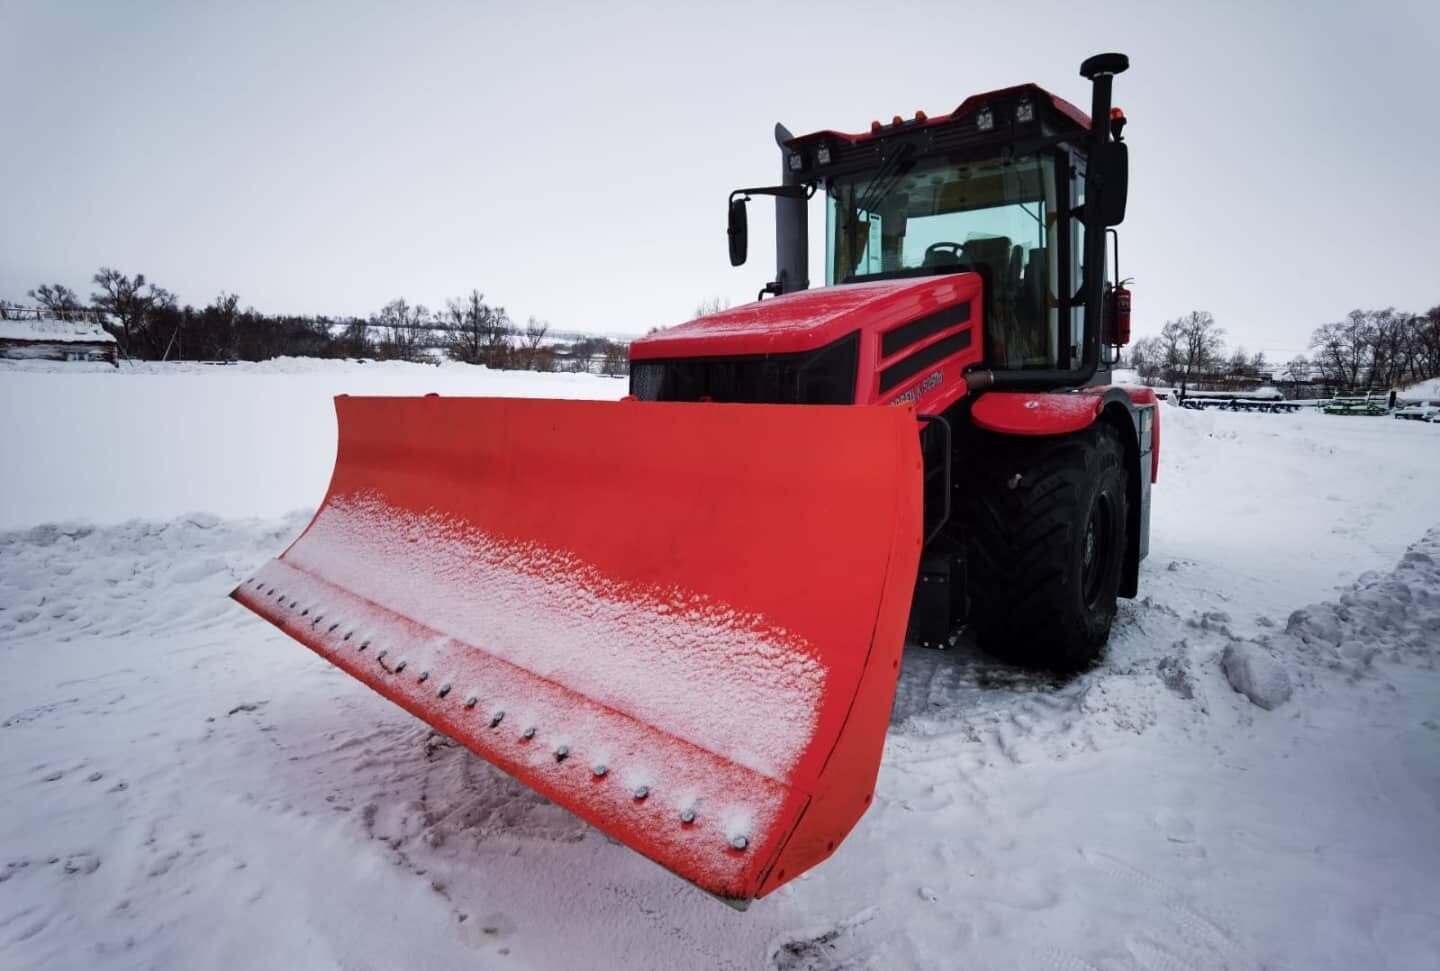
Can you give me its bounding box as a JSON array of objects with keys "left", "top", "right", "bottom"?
[
  {"left": 1019, "top": 247, "right": 1046, "bottom": 339},
  {"left": 964, "top": 236, "right": 1022, "bottom": 365},
  {"left": 961, "top": 235, "right": 1012, "bottom": 281}
]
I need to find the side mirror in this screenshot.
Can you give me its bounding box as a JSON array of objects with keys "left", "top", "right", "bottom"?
[
  {"left": 1093, "top": 141, "right": 1128, "bottom": 226},
  {"left": 728, "top": 196, "right": 748, "bottom": 266}
]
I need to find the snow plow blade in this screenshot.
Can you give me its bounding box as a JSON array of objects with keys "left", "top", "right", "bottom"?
[{"left": 232, "top": 396, "right": 922, "bottom": 903}]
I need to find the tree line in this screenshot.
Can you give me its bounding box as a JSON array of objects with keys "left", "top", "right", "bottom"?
[
  {"left": 1305, "top": 308, "right": 1439, "bottom": 392},
  {"left": 1128, "top": 304, "right": 1440, "bottom": 396},
  {"left": 3, "top": 268, "right": 631, "bottom": 375}
]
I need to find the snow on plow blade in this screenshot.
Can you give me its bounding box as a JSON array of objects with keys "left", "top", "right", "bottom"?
[{"left": 232, "top": 396, "right": 922, "bottom": 903}]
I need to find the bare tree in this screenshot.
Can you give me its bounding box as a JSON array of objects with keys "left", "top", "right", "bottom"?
[
  {"left": 1227, "top": 346, "right": 1251, "bottom": 380},
  {"left": 438, "top": 297, "right": 472, "bottom": 360},
  {"left": 339, "top": 317, "right": 371, "bottom": 357},
  {"left": 1366, "top": 307, "right": 1411, "bottom": 389},
  {"left": 370, "top": 298, "right": 430, "bottom": 361},
  {"left": 694, "top": 296, "right": 731, "bottom": 318},
  {"left": 1417, "top": 307, "right": 1440, "bottom": 383},
  {"left": 28, "top": 283, "right": 86, "bottom": 320},
  {"left": 600, "top": 339, "right": 629, "bottom": 377},
  {"left": 1304, "top": 307, "right": 1440, "bottom": 391},
  {"left": 1310, "top": 310, "right": 1374, "bottom": 390},
  {"left": 442, "top": 290, "right": 513, "bottom": 367},
  {"left": 202, "top": 292, "right": 242, "bottom": 359},
  {"left": 1159, "top": 311, "right": 1225, "bottom": 397},
  {"left": 1127, "top": 335, "right": 1165, "bottom": 386},
  {"left": 1283, "top": 355, "right": 1310, "bottom": 395},
  {"left": 519, "top": 316, "right": 553, "bottom": 371},
  {"left": 90, "top": 267, "right": 176, "bottom": 357}
]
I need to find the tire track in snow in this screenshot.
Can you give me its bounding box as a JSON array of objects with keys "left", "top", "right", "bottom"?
[{"left": 1080, "top": 848, "right": 1242, "bottom": 968}]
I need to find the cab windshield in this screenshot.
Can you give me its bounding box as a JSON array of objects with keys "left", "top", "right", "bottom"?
[{"left": 825, "top": 152, "right": 1066, "bottom": 368}]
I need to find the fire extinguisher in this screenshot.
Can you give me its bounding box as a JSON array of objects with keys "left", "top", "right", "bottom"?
[{"left": 1105, "top": 279, "right": 1133, "bottom": 346}]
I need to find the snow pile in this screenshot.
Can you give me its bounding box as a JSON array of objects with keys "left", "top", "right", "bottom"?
[
  {"left": 1398, "top": 375, "right": 1440, "bottom": 402},
  {"left": 1221, "top": 641, "right": 1293, "bottom": 709},
  {"left": 1209, "top": 527, "right": 1439, "bottom": 710},
  {"left": 1281, "top": 529, "right": 1440, "bottom": 672}
]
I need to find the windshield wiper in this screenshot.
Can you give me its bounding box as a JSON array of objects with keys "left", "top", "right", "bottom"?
[{"left": 841, "top": 143, "right": 915, "bottom": 230}]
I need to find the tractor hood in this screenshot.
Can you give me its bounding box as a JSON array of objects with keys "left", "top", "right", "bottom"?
[{"left": 630, "top": 275, "right": 977, "bottom": 360}]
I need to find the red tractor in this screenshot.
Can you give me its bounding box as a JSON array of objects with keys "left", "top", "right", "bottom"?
[
  {"left": 631, "top": 51, "right": 1155, "bottom": 671},
  {"left": 235, "top": 53, "right": 1157, "bottom": 905}
]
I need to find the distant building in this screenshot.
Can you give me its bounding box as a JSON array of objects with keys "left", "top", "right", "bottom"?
[{"left": 0, "top": 310, "right": 117, "bottom": 365}]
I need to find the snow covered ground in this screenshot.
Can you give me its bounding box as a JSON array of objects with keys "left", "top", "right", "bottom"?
[
  {"left": 0, "top": 358, "right": 623, "bottom": 528},
  {"left": 2, "top": 359, "right": 1438, "bottom": 970}
]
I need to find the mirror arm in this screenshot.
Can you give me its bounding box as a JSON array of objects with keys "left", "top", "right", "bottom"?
[
  {"left": 729, "top": 183, "right": 814, "bottom": 277},
  {"left": 730, "top": 184, "right": 812, "bottom": 204}
]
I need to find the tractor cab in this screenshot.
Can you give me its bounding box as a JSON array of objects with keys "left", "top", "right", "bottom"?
[
  {"left": 701, "top": 56, "right": 1132, "bottom": 398},
  {"left": 801, "top": 88, "right": 1093, "bottom": 373}
]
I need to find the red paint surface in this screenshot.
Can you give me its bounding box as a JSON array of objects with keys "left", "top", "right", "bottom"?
[
  {"left": 974, "top": 386, "right": 1160, "bottom": 483},
  {"left": 970, "top": 389, "right": 1108, "bottom": 436},
  {"left": 631, "top": 275, "right": 985, "bottom": 416},
  {"left": 232, "top": 396, "right": 923, "bottom": 902}
]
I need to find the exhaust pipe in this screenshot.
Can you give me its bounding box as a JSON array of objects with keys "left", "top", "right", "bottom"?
[{"left": 773, "top": 123, "right": 809, "bottom": 296}]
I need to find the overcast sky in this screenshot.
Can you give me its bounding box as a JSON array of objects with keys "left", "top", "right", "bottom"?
[{"left": 2, "top": 0, "right": 1436, "bottom": 359}]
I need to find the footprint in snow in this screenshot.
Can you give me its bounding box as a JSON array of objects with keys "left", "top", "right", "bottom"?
[
  {"left": 62, "top": 853, "right": 101, "bottom": 876},
  {"left": 770, "top": 907, "right": 878, "bottom": 971},
  {"left": 0, "top": 860, "right": 32, "bottom": 884},
  {"left": 457, "top": 911, "right": 517, "bottom": 949}
]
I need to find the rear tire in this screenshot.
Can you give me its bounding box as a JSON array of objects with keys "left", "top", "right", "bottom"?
[{"left": 964, "top": 422, "right": 1129, "bottom": 672}]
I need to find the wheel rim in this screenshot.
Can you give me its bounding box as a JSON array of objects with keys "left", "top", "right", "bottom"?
[{"left": 1081, "top": 493, "right": 1114, "bottom": 608}]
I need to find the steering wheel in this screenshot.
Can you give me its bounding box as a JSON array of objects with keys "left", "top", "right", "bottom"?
[
  {"left": 923, "top": 241, "right": 969, "bottom": 269},
  {"left": 924, "top": 242, "right": 965, "bottom": 259}
]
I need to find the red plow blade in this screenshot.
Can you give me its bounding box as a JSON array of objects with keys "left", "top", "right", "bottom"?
[{"left": 232, "top": 396, "right": 921, "bottom": 903}]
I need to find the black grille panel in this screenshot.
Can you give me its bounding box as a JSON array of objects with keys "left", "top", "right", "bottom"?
[
  {"left": 879, "top": 329, "right": 973, "bottom": 393},
  {"left": 880, "top": 301, "right": 972, "bottom": 359},
  {"left": 630, "top": 333, "right": 859, "bottom": 405}
]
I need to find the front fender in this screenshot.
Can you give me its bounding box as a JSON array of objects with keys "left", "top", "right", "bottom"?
[
  {"left": 969, "top": 389, "right": 1110, "bottom": 436},
  {"left": 969, "top": 386, "right": 1158, "bottom": 599}
]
